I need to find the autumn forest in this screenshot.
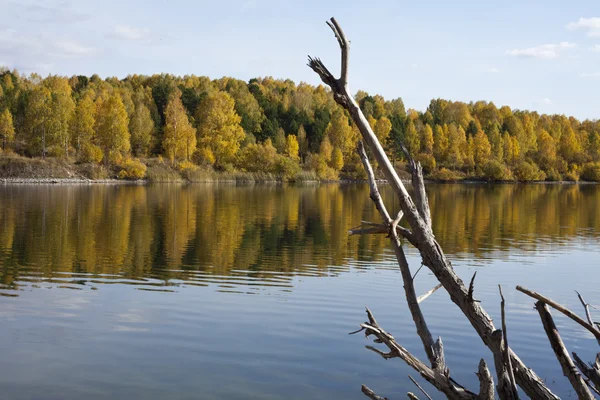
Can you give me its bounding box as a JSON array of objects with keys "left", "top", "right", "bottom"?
[{"left": 0, "top": 68, "right": 599, "bottom": 182}]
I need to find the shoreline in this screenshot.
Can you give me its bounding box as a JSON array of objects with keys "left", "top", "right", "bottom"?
[{"left": 1, "top": 177, "right": 597, "bottom": 185}]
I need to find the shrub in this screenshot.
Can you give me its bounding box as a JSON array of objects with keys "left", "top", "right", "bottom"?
[
  {"left": 564, "top": 166, "right": 581, "bottom": 182},
  {"left": 415, "top": 153, "right": 436, "bottom": 174},
  {"left": 545, "top": 168, "right": 562, "bottom": 182},
  {"left": 273, "top": 156, "right": 301, "bottom": 180},
  {"left": 79, "top": 144, "right": 103, "bottom": 164},
  {"left": 117, "top": 158, "right": 147, "bottom": 179},
  {"left": 581, "top": 162, "right": 600, "bottom": 182},
  {"left": 177, "top": 160, "right": 198, "bottom": 172},
  {"left": 428, "top": 167, "right": 463, "bottom": 182},
  {"left": 482, "top": 160, "right": 513, "bottom": 181},
  {"left": 513, "top": 161, "right": 546, "bottom": 181}
]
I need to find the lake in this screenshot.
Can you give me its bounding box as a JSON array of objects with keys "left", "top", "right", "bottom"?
[{"left": 0, "top": 183, "right": 598, "bottom": 399}]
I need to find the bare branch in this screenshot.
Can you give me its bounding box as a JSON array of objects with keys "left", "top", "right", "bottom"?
[
  {"left": 409, "top": 375, "right": 433, "bottom": 400},
  {"left": 357, "top": 141, "right": 391, "bottom": 224},
  {"left": 476, "top": 359, "right": 494, "bottom": 400},
  {"left": 467, "top": 272, "right": 480, "bottom": 303},
  {"left": 576, "top": 290, "right": 600, "bottom": 345},
  {"left": 310, "top": 18, "right": 559, "bottom": 400},
  {"left": 326, "top": 17, "right": 349, "bottom": 86},
  {"left": 517, "top": 286, "right": 600, "bottom": 342},
  {"left": 361, "top": 385, "right": 388, "bottom": 400},
  {"left": 417, "top": 283, "right": 443, "bottom": 304},
  {"left": 573, "top": 352, "right": 600, "bottom": 393},
  {"left": 499, "top": 285, "right": 518, "bottom": 398},
  {"left": 360, "top": 309, "right": 477, "bottom": 400},
  {"left": 536, "top": 301, "right": 595, "bottom": 399}
]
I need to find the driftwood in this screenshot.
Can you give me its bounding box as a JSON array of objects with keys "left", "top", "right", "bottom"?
[
  {"left": 535, "top": 301, "right": 594, "bottom": 399},
  {"left": 308, "top": 17, "right": 599, "bottom": 400}
]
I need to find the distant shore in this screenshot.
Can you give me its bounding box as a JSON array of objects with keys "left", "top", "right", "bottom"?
[{"left": 0, "top": 154, "right": 597, "bottom": 185}]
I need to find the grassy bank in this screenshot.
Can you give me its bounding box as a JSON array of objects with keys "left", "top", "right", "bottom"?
[
  {"left": 2, "top": 153, "right": 596, "bottom": 185},
  {"left": 0, "top": 153, "right": 322, "bottom": 183}
]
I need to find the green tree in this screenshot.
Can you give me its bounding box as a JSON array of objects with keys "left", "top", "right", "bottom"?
[{"left": 196, "top": 91, "right": 245, "bottom": 168}]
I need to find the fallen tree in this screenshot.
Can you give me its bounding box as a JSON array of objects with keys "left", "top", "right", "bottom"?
[{"left": 308, "top": 17, "right": 600, "bottom": 399}]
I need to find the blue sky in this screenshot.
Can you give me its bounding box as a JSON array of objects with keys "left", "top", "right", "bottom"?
[{"left": 2, "top": 0, "right": 600, "bottom": 119}]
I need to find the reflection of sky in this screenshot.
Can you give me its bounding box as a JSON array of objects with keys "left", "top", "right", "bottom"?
[{"left": 0, "top": 184, "right": 599, "bottom": 399}]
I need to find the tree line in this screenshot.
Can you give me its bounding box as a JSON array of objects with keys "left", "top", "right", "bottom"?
[{"left": 0, "top": 68, "right": 599, "bottom": 181}]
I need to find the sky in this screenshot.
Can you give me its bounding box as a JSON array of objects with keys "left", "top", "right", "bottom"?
[{"left": 1, "top": 0, "right": 600, "bottom": 119}]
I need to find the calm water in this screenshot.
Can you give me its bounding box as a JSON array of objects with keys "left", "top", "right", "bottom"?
[{"left": 0, "top": 183, "right": 598, "bottom": 399}]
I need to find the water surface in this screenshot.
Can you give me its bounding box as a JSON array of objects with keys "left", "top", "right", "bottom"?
[{"left": 0, "top": 183, "right": 598, "bottom": 399}]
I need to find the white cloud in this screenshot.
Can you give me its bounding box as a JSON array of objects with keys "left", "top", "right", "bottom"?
[
  {"left": 566, "top": 17, "right": 600, "bottom": 37},
  {"left": 0, "top": 29, "right": 95, "bottom": 72},
  {"left": 580, "top": 72, "right": 600, "bottom": 78},
  {"left": 488, "top": 67, "right": 500, "bottom": 73},
  {"left": 113, "top": 24, "right": 151, "bottom": 41},
  {"left": 54, "top": 40, "right": 96, "bottom": 57},
  {"left": 505, "top": 42, "right": 576, "bottom": 59}
]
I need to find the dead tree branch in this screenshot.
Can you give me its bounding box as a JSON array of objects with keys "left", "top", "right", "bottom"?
[
  {"left": 309, "top": 17, "right": 560, "bottom": 400},
  {"left": 409, "top": 375, "right": 433, "bottom": 400},
  {"left": 359, "top": 308, "right": 477, "bottom": 400},
  {"left": 357, "top": 141, "right": 444, "bottom": 372},
  {"left": 361, "top": 385, "right": 388, "bottom": 400},
  {"left": 573, "top": 352, "right": 600, "bottom": 394},
  {"left": 517, "top": 286, "right": 600, "bottom": 342},
  {"left": 417, "top": 284, "right": 443, "bottom": 304},
  {"left": 535, "top": 301, "right": 595, "bottom": 399},
  {"left": 499, "top": 285, "right": 518, "bottom": 398},
  {"left": 476, "top": 359, "right": 495, "bottom": 400}
]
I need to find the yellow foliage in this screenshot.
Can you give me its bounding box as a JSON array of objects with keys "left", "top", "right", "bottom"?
[
  {"left": 196, "top": 147, "right": 216, "bottom": 166},
  {"left": 79, "top": 143, "right": 104, "bottom": 164},
  {"left": 196, "top": 91, "right": 245, "bottom": 168},
  {"left": 285, "top": 134, "right": 300, "bottom": 160},
  {"left": 177, "top": 160, "right": 198, "bottom": 172},
  {"left": 118, "top": 158, "right": 147, "bottom": 179}
]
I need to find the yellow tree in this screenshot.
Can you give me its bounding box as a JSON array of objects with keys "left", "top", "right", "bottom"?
[
  {"left": 472, "top": 130, "right": 491, "bottom": 165},
  {"left": 559, "top": 125, "right": 581, "bottom": 164},
  {"left": 536, "top": 129, "right": 557, "bottom": 171},
  {"left": 0, "top": 109, "right": 15, "bottom": 151},
  {"left": 46, "top": 78, "right": 75, "bottom": 157},
  {"left": 297, "top": 125, "right": 308, "bottom": 161},
  {"left": 503, "top": 132, "right": 520, "bottom": 166},
  {"left": 446, "top": 124, "right": 464, "bottom": 168},
  {"left": 25, "top": 85, "right": 51, "bottom": 157},
  {"left": 420, "top": 124, "right": 434, "bottom": 154},
  {"left": 433, "top": 124, "right": 448, "bottom": 162},
  {"left": 404, "top": 119, "right": 420, "bottom": 156},
  {"left": 374, "top": 117, "right": 392, "bottom": 150},
  {"left": 285, "top": 134, "right": 300, "bottom": 160},
  {"left": 163, "top": 89, "right": 196, "bottom": 162},
  {"left": 326, "top": 110, "right": 355, "bottom": 156},
  {"left": 196, "top": 91, "right": 244, "bottom": 168},
  {"left": 70, "top": 92, "right": 96, "bottom": 154},
  {"left": 95, "top": 92, "right": 130, "bottom": 164},
  {"left": 130, "top": 89, "right": 155, "bottom": 157}
]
